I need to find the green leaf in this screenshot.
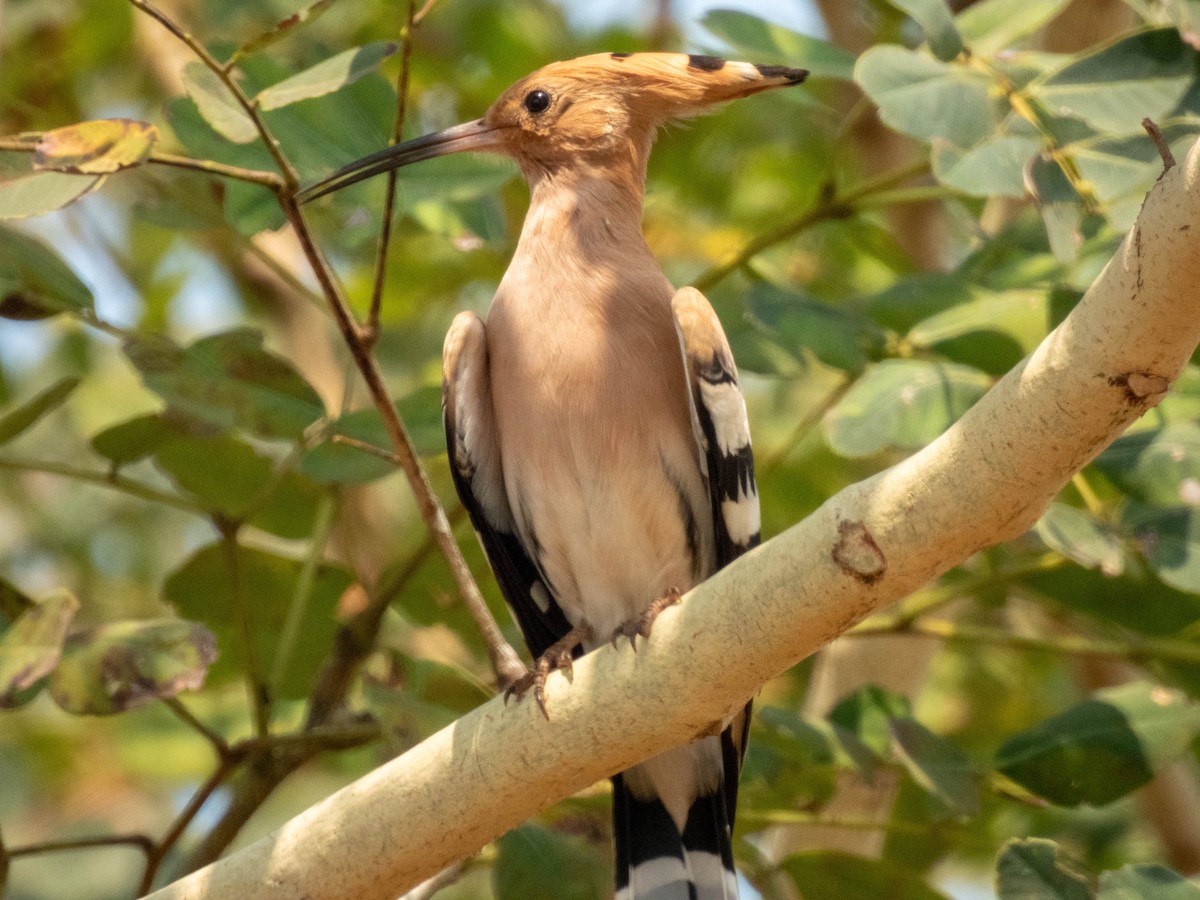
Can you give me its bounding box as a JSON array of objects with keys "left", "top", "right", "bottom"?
[
  {"left": 223, "top": 179, "right": 287, "bottom": 235},
  {"left": 0, "top": 591, "right": 78, "bottom": 709},
  {"left": 494, "top": 824, "right": 609, "bottom": 900},
  {"left": 228, "top": 0, "right": 342, "bottom": 66},
  {"left": 829, "top": 684, "right": 912, "bottom": 755},
  {"left": 995, "top": 838, "right": 1092, "bottom": 900},
  {"left": 741, "top": 706, "right": 876, "bottom": 818},
  {"left": 749, "top": 284, "right": 886, "bottom": 375},
  {"left": 90, "top": 413, "right": 175, "bottom": 466},
  {"left": 0, "top": 376, "right": 80, "bottom": 446},
  {"left": 182, "top": 61, "right": 258, "bottom": 143},
  {"left": 33, "top": 119, "right": 157, "bottom": 175},
  {"left": 154, "top": 434, "right": 322, "bottom": 538},
  {"left": 890, "top": 717, "right": 980, "bottom": 819},
  {"left": 783, "top": 851, "right": 951, "bottom": 900},
  {"left": 700, "top": 9, "right": 857, "bottom": 81},
  {"left": 884, "top": 0, "right": 963, "bottom": 61},
  {"left": 855, "top": 45, "right": 1001, "bottom": 149},
  {"left": 163, "top": 543, "right": 351, "bottom": 698},
  {"left": 824, "top": 359, "right": 992, "bottom": 458},
  {"left": 956, "top": 0, "right": 1073, "bottom": 56},
  {"left": 1029, "top": 29, "right": 1196, "bottom": 134},
  {"left": 1098, "top": 864, "right": 1200, "bottom": 899},
  {"left": 1035, "top": 502, "right": 1125, "bottom": 574},
  {"left": 995, "top": 683, "right": 1200, "bottom": 806},
  {"left": 1094, "top": 423, "right": 1200, "bottom": 507},
  {"left": 48, "top": 619, "right": 217, "bottom": 715},
  {"left": 868, "top": 272, "right": 974, "bottom": 333},
  {"left": 0, "top": 161, "right": 101, "bottom": 220},
  {"left": 0, "top": 225, "right": 94, "bottom": 318},
  {"left": 1027, "top": 153, "right": 1084, "bottom": 263},
  {"left": 257, "top": 42, "right": 399, "bottom": 111},
  {"left": 907, "top": 288, "right": 1048, "bottom": 355},
  {"left": 123, "top": 328, "right": 326, "bottom": 440},
  {"left": 932, "top": 133, "right": 1040, "bottom": 198},
  {"left": 1123, "top": 503, "right": 1200, "bottom": 593},
  {"left": 1020, "top": 563, "right": 1200, "bottom": 640}
]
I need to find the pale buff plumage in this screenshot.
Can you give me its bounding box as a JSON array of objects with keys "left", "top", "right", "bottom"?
[{"left": 302, "top": 51, "right": 804, "bottom": 900}]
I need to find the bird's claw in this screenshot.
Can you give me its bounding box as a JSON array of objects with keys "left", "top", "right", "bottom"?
[
  {"left": 503, "top": 625, "right": 590, "bottom": 719},
  {"left": 610, "top": 587, "right": 683, "bottom": 651}
]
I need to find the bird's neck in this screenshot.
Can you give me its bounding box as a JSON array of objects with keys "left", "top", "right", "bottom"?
[{"left": 517, "top": 163, "right": 652, "bottom": 264}]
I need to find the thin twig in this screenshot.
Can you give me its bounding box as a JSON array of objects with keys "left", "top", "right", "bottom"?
[
  {"left": 271, "top": 493, "right": 338, "bottom": 692},
  {"left": 365, "top": 0, "right": 419, "bottom": 343},
  {"left": 8, "top": 834, "right": 155, "bottom": 858},
  {"left": 161, "top": 697, "right": 230, "bottom": 759},
  {"left": 279, "top": 193, "right": 525, "bottom": 687},
  {"left": 220, "top": 526, "right": 272, "bottom": 736},
  {"left": 0, "top": 135, "right": 284, "bottom": 189},
  {"left": 137, "top": 755, "right": 241, "bottom": 895},
  {"left": 690, "top": 158, "right": 932, "bottom": 293},
  {"left": 1143, "top": 117, "right": 1177, "bottom": 172},
  {"left": 126, "top": 0, "right": 299, "bottom": 191},
  {"left": 233, "top": 721, "right": 383, "bottom": 756},
  {"left": 850, "top": 618, "right": 1200, "bottom": 666},
  {"left": 150, "top": 0, "right": 521, "bottom": 684},
  {"left": 400, "top": 861, "right": 468, "bottom": 900},
  {"left": 145, "top": 152, "right": 285, "bottom": 189},
  {"left": 413, "top": 0, "right": 439, "bottom": 25},
  {"left": 0, "top": 827, "right": 9, "bottom": 896},
  {"left": 0, "top": 457, "right": 201, "bottom": 514},
  {"left": 331, "top": 433, "right": 403, "bottom": 463},
  {"left": 759, "top": 374, "right": 853, "bottom": 475}
]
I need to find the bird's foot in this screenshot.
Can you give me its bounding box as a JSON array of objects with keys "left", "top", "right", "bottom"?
[
  {"left": 504, "top": 624, "right": 591, "bottom": 720},
  {"left": 610, "top": 587, "right": 683, "bottom": 651}
]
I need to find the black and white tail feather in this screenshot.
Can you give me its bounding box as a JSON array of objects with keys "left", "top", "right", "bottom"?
[{"left": 606, "top": 286, "right": 759, "bottom": 900}]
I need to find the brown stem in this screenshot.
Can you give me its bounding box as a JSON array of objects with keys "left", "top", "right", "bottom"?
[
  {"left": 0, "top": 828, "right": 9, "bottom": 896},
  {"left": 8, "top": 834, "right": 155, "bottom": 858},
  {"left": 161, "top": 697, "right": 230, "bottom": 759},
  {"left": 138, "top": 756, "right": 240, "bottom": 894},
  {"left": 126, "top": 0, "right": 299, "bottom": 190},
  {"left": 413, "top": 0, "right": 439, "bottom": 25},
  {"left": 690, "top": 159, "right": 931, "bottom": 293},
  {"left": 219, "top": 525, "right": 272, "bottom": 737},
  {"left": 280, "top": 194, "right": 524, "bottom": 687},
  {"left": 170, "top": 723, "right": 380, "bottom": 877},
  {"left": 0, "top": 137, "right": 283, "bottom": 188},
  {"left": 1143, "top": 117, "right": 1177, "bottom": 172},
  {"left": 366, "top": 0, "right": 419, "bottom": 343}
]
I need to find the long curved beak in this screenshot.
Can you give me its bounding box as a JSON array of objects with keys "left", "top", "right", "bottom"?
[{"left": 298, "top": 118, "right": 504, "bottom": 202}]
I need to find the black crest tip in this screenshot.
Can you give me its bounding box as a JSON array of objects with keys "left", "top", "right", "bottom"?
[{"left": 754, "top": 64, "right": 809, "bottom": 84}]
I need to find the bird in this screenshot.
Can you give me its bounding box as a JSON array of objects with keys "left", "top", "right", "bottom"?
[{"left": 301, "top": 51, "right": 806, "bottom": 900}]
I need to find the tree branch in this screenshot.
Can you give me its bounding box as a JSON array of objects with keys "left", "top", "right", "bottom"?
[{"left": 145, "top": 135, "right": 1200, "bottom": 900}]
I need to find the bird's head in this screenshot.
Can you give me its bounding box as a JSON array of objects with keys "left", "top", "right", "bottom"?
[{"left": 300, "top": 52, "right": 806, "bottom": 199}]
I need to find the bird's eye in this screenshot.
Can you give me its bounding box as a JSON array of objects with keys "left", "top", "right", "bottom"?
[{"left": 523, "top": 89, "right": 551, "bottom": 114}]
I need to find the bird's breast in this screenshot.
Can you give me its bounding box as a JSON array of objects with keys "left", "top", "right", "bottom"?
[{"left": 485, "top": 287, "right": 714, "bottom": 640}]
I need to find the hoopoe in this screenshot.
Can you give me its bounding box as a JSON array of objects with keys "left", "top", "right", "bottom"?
[{"left": 303, "top": 51, "right": 806, "bottom": 900}]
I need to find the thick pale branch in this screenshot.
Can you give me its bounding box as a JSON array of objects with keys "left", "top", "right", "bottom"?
[{"left": 146, "top": 138, "right": 1200, "bottom": 900}]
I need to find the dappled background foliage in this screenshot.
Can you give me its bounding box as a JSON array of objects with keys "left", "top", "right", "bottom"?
[{"left": 3, "top": 0, "right": 1200, "bottom": 898}]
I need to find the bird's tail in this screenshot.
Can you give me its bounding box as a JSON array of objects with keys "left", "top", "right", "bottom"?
[{"left": 612, "top": 774, "right": 738, "bottom": 900}]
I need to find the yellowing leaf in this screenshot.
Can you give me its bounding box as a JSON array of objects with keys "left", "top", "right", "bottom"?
[{"left": 33, "top": 119, "right": 158, "bottom": 175}]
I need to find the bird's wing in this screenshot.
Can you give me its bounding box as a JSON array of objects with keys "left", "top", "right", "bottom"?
[
  {"left": 671, "top": 286, "right": 761, "bottom": 568},
  {"left": 442, "top": 311, "right": 572, "bottom": 659}
]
